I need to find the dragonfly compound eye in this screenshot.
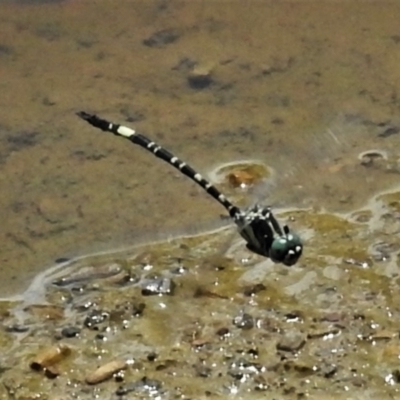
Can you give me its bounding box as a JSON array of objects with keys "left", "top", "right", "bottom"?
[{"left": 270, "top": 233, "right": 302, "bottom": 266}]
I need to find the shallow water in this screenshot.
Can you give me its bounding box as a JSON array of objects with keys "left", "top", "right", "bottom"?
[
  {"left": 0, "top": 0, "right": 398, "bottom": 296},
  {"left": 3, "top": 182, "right": 400, "bottom": 399},
  {"left": 0, "top": 0, "right": 400, "bottom": 308}
]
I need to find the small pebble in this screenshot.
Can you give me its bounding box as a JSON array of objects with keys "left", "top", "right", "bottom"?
[
  {"left": 187, "top": 64, "right": 214, "bottom": 89},
  {"left": 4, "top": 324, "right": 29, "bottom": 333},
  {"left": 84, "top": 310, "right": 109, "bottom": 330},
  {"left": 242, "top": 283, "right": 266, "bottom": 296},
  {"left": 232, "top": 313, "right": 254, "bottom": 330},
  {"left": 61, "top": 326, "right": 81, "bottom": 338},
  {"left": 143, "top": 29, "right": 179, "bottom": 48},
  {"left": 276, "top": 331, "right": 306, "bottom": 352},
  {"left": 141, "top": 277, "right": 175, "bottom": 296},
  {"left": 86, "top": 360, "right": 127, "bottom": 385}
]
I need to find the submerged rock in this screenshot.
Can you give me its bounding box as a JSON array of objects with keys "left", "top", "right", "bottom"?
[
  {"left": 60, "top": 326, "right": 81, "bottom": 338},
  {"left": 83, "top": 310, "right": 109, "bottom": 330},
  {"left": 232, "top": 312, "right": 254, "bottom": 330},
  {"left": 276, "top": 331, "right": 306, "bottom": 353},
  {"left": 141, "top": 276, "right": 176, "bottom": 296}
]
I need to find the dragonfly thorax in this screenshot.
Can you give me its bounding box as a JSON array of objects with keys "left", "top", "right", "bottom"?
[{"left": 234, "top": 206, "right": 302, "bottom": 266}]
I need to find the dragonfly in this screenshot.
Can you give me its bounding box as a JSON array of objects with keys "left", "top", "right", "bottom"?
[{"left": 77, "top": 111, "right": 303, "bottom": 266}]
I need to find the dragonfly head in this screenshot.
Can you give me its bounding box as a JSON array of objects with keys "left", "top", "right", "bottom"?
[{"left": 270, "top": 225, "right": 302, "bottom": 266}]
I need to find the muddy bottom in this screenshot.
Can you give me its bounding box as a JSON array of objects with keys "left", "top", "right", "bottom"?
[
  {"left": 2, "top": 0, "right": 400, "bottom": 297},
  {"left": 2, "top": 1, "right": 400, "bottom": 399}
]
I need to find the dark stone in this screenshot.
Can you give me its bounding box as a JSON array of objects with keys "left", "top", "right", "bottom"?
[
  {"left": 95, "top": 333, "right": 107, "bottom": 341},
  {"left": 114, "top": 370, "right": 125, "bottom": 382},
  {"left": 109, "top": 300, "right": 145, "bottom": 324},
  {"left": 233, "top": 313, "right": 254, "bottom": 330},
  {"left": 61, "top": 326, "right": 81, "bottom": 338},
  {"left": 7, "top": 131, "right": 40, "bottom": 151},
  {"left": 370, "top": 241, "right": 394, "bottom": 261},
  {"left": 391, "top": 369, "right": 400, "bottom": 383},
  {"left": 55, "top": 257, "right": 70, "bottom": 264},
  {"left": 172, "top": 57, "right": 196, "bottom": 71},
  {"left": 216, "top": 327, "right": 230, "bottom": 337},
  {"left": 378, "top": 126, "right": 400, "bottom": 138},
  {"left": 4, "top": 324, "right": 29, "bottom": 333},
  {"left": 243, "top": 283, "right": 266, "bottom": 297},
  {"left": 247, "top": 348, "right": 259, "bottom": 358},
  {"left": 228, "top": 358, "right": 262, "bottom": 380},
  {"left": 83, "top": 310, "right": 109, "bottom": 330},
  {"left": 44, "top": 367, "right": 59, "bottom": 379},
  {"left": 285, "top": 310, "right": 303, "bottom": 322},
  {"left": 132, "top": 302, "right": 146, "bottom": 317},
  {"left": 187, "top": 72, "right": 213, "bottom": 89},
  {"left": 74, "top": 300, "right": 94, "bottom": 312},
  {"left": 319, "top": 363, "right": 337, "bottom": 378},
  {"left": 143, "top": 29, "right": 179, "bottom": 48},
  {"left": 147, "top": 352, "right": 157, "bottom": 362}
]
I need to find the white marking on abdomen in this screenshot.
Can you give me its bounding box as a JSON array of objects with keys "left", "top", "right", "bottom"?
[
  {"left": 218, "top": 194, "right": 227, "bottom": 202},
  {"left": 117, "top": 126, "right": 136, "bottom": 137}
]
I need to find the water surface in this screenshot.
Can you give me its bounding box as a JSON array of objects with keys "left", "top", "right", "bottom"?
[{"left": 0, "top": 0, "right": 399, "bottom": 297}]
